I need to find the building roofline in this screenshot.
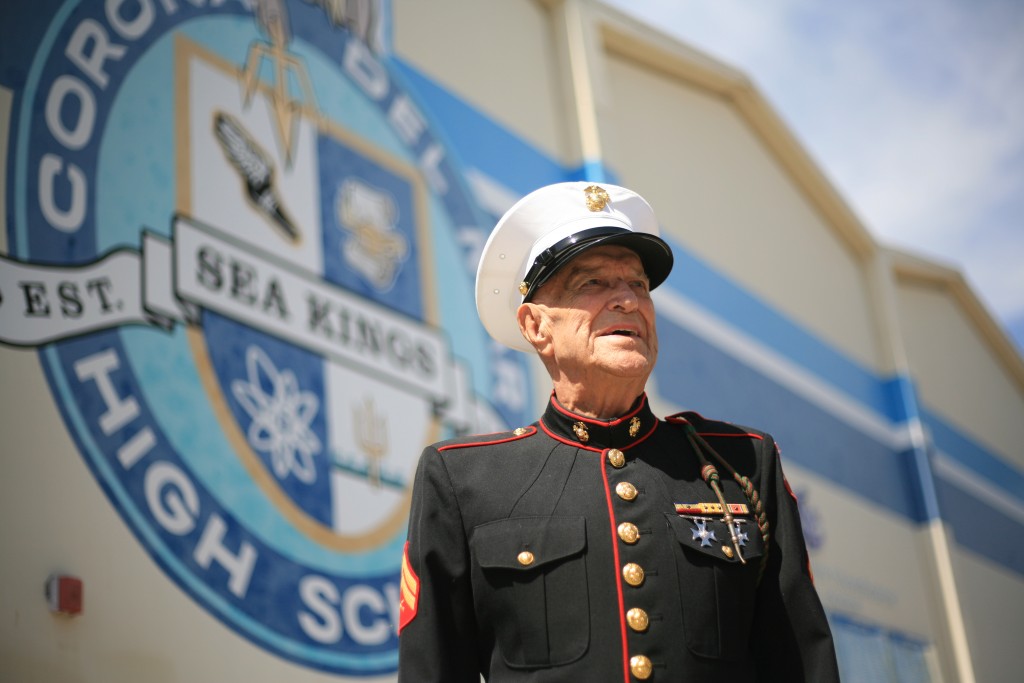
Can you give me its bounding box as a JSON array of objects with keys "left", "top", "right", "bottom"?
[
  {"left": 587, "top": 0, "right": 1024, "bottom": 393},
  {"left": 886, "top": 247, "right": 1024, "bottom": 392}
]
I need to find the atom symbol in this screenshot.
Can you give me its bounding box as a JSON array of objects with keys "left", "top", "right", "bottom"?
[{"left": 231, "top": 345, "right": 322, "bottom": 484}]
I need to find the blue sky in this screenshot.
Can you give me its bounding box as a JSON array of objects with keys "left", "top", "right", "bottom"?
[{"left": 605, "top": 0, "right": 1024, "bottom": 355}]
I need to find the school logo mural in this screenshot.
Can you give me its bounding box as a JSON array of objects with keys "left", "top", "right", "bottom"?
[{"left": 0, "top": 0, "right": 531, "bottom": 674}]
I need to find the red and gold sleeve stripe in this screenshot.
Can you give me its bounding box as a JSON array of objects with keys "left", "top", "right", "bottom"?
[{"left": 398, "top": 541, "right": 420, "bottom": 633}]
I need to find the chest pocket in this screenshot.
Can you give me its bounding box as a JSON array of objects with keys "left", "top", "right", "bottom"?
[
  {"left": 470, "top": 515, "right": 589, "bottom": 669},
  {"left": 665, "top": 512, "right": 765, "bottom": 660}
]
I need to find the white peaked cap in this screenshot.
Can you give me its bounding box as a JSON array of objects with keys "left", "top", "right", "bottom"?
[{"left": 475, "top": 181, "right": 673, "bottom": 352}]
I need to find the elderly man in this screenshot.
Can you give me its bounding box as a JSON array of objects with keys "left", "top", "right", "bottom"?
[{"left": 397, "top": 182, "right": 839, "bottom": 681}]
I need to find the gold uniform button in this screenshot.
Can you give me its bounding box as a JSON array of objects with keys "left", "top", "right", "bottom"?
[
  {"left": 722, "top": 545, "right": 734, "bottom": 558},
  {"left": 517, "top": 551, "right": 535, "bottom": 566},
  {"left": 630, "top": 654, "right": 653, "bottom": 679},
  {"left": 622, "top": 562, "right": 645, "bottom": 586},
  {"left": 512, "top": 427, "right": 527, "bottom": 436},
  {"left": 607, "top": 448, "right": 625, "bottom": 468},
  {"left": 617, "top": 522, "right": 640, "bottom": 544},
  {"left": 626, "top": 607, "right": 649, "bottom": 632},
  {"left": 615, "top": 482, "right": 638, "bottom": 501}
]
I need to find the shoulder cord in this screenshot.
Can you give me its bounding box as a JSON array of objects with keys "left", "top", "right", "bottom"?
[{"left": 680, "top": 422, "right": 771, "bottom": 582}]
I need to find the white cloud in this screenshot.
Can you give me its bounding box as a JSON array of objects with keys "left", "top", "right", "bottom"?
[{"left": 605, "top": 0, "right": 1024, "bottom": 347}]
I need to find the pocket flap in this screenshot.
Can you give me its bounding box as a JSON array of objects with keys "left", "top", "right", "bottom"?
[
  {"left": 665, "top": 512, "right": 764, "bottom": 564},
  {"left": 471, "top": 516, "right": 586, "bottom": 570}
]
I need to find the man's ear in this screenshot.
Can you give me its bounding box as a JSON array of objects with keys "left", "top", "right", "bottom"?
[{"left": 517, "top": 302, "right": 550, "bottom": 353}]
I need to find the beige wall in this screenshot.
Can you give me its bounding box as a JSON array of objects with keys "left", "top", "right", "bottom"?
[
  {"left": 786, "top": 466, "right": 942, "bottom": 643},
  {"left": 392, "top": 0, "right": 569, "bottom": 163},
  {"left": 952, "top": 545, "right": 1024, "bottom": 683},
  {"left": 896, "top": 276, "right": 1024, "bottom": 465},
  {"left": 598, "top": 44, "right": 883, "bottom": 374}
]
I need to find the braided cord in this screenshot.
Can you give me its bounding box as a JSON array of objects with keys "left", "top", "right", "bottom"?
[{"left": 683, "top": 423, "right": 771, "bottom": 581}]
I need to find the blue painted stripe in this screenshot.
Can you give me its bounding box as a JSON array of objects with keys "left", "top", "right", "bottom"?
[
  {"left": 882, "top": 376, "right": 921, "bottom": 424},
  {"left": 573, "top": 159, "right": 615, "bottom": 183},
  {"left": 392, "top": 60, "right": 566, "bottom": 194},
  {"left": 925, "top": 409, "right": 1024, "bottom": 502},
  {"left": 935, "top": 475, "right": 1024, "bottom": 576},
  {"left": 828, "top": 611, "right": 930, "bottom": 648},
  {"left": 661, "top": 238, "right": 894, "bottom": 420},
  {"left": 654, "top": 318, "right": 925, "bottom": 522}
]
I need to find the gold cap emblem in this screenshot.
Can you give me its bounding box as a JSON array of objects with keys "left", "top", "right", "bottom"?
[{"left": 584, "top": 184, "right": 610, "bottom": 211}]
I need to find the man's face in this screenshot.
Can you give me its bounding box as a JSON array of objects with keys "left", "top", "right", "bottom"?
[{"left": 522, "top": 245, "right": 659, "bottom": 382}]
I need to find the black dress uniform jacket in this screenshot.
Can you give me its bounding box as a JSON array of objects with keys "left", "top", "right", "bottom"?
[{"left": 398, "top": 394, "right": 839, "bottom": 682}]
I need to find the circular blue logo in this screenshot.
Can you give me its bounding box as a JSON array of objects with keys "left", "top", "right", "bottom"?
[{"left": 2, "top": 1, "right": 532, "bottom": 674}]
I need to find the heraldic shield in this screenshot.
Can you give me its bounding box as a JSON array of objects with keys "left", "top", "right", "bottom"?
[{"left": 179, "top": 36, "right": 438, "bottom": 551}]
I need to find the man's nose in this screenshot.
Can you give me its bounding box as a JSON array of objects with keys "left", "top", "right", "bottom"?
[{"left": 608, "top": 280, "right": 639, "bottom": 311}]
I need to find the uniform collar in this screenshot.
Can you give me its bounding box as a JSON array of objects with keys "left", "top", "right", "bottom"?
[{"left": 540, "top": 393, "right": 657, "bottom": 450}]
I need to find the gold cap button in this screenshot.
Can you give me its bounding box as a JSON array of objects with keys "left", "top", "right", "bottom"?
[
  {"left": 630, "top": 654, "right": 653, "bottom": 679},
  {"left": 615, "top": 482, "right": 638, "bottom": 501},
  {"left": 626, "top": 607, "right": 649, "bottom": 632},
  {"left": 517, "top": 551, "right": 535, "bottom": 566},
  {"left": 622, "top": 562, "right": 645, "bottom": 587},
  {"left": 617, "top": 522, "right": 640, "bottom": 544},
  {"left": 607, "top": 448, "right": 625, "bottom": 468}
]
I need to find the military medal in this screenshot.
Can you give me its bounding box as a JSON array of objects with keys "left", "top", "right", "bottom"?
[
  {"left": 732, "top": 522, "right": 750, "bottom": 547},
  {"left": 690, "top": 519, "right": 717, "bottom": 547}
]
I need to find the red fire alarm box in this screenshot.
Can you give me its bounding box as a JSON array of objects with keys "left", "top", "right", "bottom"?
[{"left": 46, "top": 574, "right": 83, "bottom": 615}]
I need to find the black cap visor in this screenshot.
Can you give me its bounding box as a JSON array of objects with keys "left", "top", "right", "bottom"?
[{"left": 522, "top": 226, "right": 674, "bottom": 301}]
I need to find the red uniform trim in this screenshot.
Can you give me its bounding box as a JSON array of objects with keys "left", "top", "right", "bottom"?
[
  {"left": 599, "top": 451, "right": 630, "bottom": 683},
  {"left": 665, "top": 414, "right": 765, "bottom": 441},
  {"left": 436, "top": 426, "right": 537, "bottom": 452},
  {"left": 630, "top": 422, "right": 658, "bottom": 447},
  {"left": 538, "top": 420, "right": 603, "bottom": 451},
  {"left": 549, "top": 392, "right": 648, "bottom": 426},
  {"left": 696, "top": 431, "right": 764, "bottom": 440},
  {"left": 538, "top": 415, "right": 659, "bottom": 449}
]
